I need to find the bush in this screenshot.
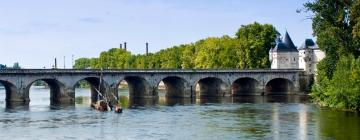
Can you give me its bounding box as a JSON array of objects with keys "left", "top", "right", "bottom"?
[{"left": 311, "top": 56, "right": 360, "bottom": 111}]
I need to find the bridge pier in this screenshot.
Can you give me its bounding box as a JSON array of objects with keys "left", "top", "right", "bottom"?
[
  {"left": 6, "top": 87, "right": 30, "bottom": 105},
  {"left": 53, "top": 86, "right": 75, "bottom": 105},
  {"left": 123, "top": 76, "right": 158, "bottom": 99},
  {"left": 6, "top": 85, "right": 75, "bottom": 106}
]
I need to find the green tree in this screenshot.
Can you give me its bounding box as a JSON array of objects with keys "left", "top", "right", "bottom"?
[
  {"left": 74, "top": 58, "right": 92, "bottom": 69},
  {"left": 90, "top": 58, "right": 100, "bottom": 68},
  {"left": 218, "top": 36, "right": 239, "bottom": 68},
  {"left": 75, "top": 23, "right": 278, "bottom": 70},
  {"left": 181, "top": 44, "right": 195, "bottom": 69},
  {"left": 303, "top": 0, "right": 360, "bottom": 110},
  {"left": 303, "top": 0, "right": 360, "bottom": 78},
  {"left": 235, "top": 22, "right": 278, "bottom": 69}
]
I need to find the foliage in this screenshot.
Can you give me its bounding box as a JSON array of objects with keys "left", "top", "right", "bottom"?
[
  {"left": 74, "top": 22, "right": 278, "bottom": 70},
  {"left": 75, "top": 80, "right": 91, "bottom": 88},
  {"left": 303, "top": 0, "right": 360, "bottom": 110},
  {"left": 311, "top": 56, "right": 360, "bottom": 111},
  {"left": 236, "top": 22, "right": 278, "bottom": 68},
  {"left": 74, "top": 58, "right": 92, "bottom": 69}
]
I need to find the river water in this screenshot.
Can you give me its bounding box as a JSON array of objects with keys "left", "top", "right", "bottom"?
[{"left": 0, "top": 87, "right": 359, "bottom": 140}]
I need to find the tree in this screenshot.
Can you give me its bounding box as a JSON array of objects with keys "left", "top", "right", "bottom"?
[
  {"left": 74, "top": 58, "right": 92, "bottom": 69},
  {"left": 303, "top": 0, "right": 360, "bottom": 78},
  {"left": 181, "top": 44, "right": 195, "bottom": 69},
  {"left": 303, "top": 0, "right": 360, "bottom": 110},
  {"left": 235, "top": 22, "right": 278, "bottom": 68},
  {"left": 74, "top": 23, "right": 278, "bottom": 70},
  {"left": 217, "top": 36, "right": 238, "bottom": 68}
]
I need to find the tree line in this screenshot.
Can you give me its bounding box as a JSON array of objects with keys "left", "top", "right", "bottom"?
[
  {"left": 74, "top": 22, "right": 278, "bottom": 69},
  {"left": 303, "top": 0, "right": 360, "bottom": 111}
]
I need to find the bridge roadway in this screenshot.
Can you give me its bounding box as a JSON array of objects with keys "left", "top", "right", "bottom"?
[{"left": 0, "top": 69, "right": 310, "bottom": 106}]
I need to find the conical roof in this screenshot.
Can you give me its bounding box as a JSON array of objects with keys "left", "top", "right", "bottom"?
[
  {"left": 272, "top": 31, "right": 298, "bottom": 52},
  {"left": 299, "top": 39, "right": 316, "bottom": 50}
]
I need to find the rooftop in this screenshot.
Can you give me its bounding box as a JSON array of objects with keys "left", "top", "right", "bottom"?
[{"left": 272, "top": 31, "right": 298, "bottom": 52}]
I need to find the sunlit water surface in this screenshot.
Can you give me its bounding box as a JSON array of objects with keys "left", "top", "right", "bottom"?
[{"left": 0, "top": 87, "right": 359, "bottom": 140}]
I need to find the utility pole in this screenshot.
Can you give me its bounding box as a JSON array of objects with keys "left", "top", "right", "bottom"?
[
  {"left": 72, "top": 54, "right": 74, "bottom": 69},
  {"left": 54, "top": 58, "right": 57, "bottom": 69},
  {"left": 120, "top": 44, "right": 123, "bottom": 49},
  {"left": 146, "top": 42, "right": 149, "bottom": 55},
  {"left": 63, "top": 56, "right": 66, "bottom": 69}
]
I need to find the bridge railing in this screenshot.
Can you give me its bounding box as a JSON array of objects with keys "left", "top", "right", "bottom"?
[{"left": 0, "top": 68, "right": 304, "bottom": 74}]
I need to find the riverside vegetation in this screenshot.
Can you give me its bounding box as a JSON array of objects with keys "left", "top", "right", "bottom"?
[
  {"left": 301, "top": 0, "right": 360, "bottom": 111},
  {"left": 74, "top": 22, "right": 278, "bottom": 70}
]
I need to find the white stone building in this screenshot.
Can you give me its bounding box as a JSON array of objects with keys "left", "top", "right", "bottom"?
[
  {"left": 269, "top": 32, "right": 325, "bottom": 75},
  {"left": 298, "top": 39, "right": 325, "bottom": 75},
  {"left": 269, "top": 32, "right": 299, "bottom": 69}
]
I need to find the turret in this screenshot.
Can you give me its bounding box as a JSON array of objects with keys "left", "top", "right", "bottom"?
[{"left": 270, "top": 31, "right": 299, "bottom": 69}]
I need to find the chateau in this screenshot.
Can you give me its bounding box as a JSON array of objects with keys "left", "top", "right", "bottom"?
[{"left": 269, "top": 32, "right": 325, "bottom": 75}]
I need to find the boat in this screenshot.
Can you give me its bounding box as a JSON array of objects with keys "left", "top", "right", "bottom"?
[
  {"left": 93, "top": 100, "right": 111, "bottom": 111},
  {"left": 92, "top": 69, "right": 123, "bottom": 113},
  {"left": 92, "top": 100, "right": 123, "bottom": 113}
]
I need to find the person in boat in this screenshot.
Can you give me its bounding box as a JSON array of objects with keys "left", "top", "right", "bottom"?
[
  {"left": 93, "top": 100, "right": 110, "bottom": 111},
  {"left": 93, "top": 100, "right": 122, "bottom": 113},
  {"left": 114, "top": 103, "right": 123, "bottom": 113}
]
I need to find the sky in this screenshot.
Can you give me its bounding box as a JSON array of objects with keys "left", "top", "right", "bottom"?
[{"left": 0, "top": 0, "right": 314, "bottom": 68}]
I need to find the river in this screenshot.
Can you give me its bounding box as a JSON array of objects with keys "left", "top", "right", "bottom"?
[{"left": 0, "top": 87, "right": 359, "bottom": 140}]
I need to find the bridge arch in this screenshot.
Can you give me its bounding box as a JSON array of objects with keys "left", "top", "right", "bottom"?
[
  {"left": 194, "top": 77, "right": 230, "bottom": 98},
  {"left": 0, "top": 80, "right": 17, "bottom": 102},
  {"left": 265, "top": 78, "right": 294, "bottom": 94},
  {"left": 232, "top": 77, "right": 260, "bottom": 96},
  {"left": 26, "top": 78, "right": 66, "bottom": 105},
  {"left": 156, "top": 76, "right": 191, "bottom": 98},
  {"left": 118, "top": 76, "right": 151, "bottom": 98},
  {"left": 73, "top": 77, "right": 109, "bottom": 105}
]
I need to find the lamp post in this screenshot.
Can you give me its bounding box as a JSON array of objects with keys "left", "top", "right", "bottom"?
[
  {"left": 63, "top": 56, "right": 66, "bottom": 69},
  {"left": 72, "top": 54, "right": 74, "bottom": 69}
]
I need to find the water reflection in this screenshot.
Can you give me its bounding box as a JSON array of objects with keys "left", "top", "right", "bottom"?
[
  {"left": 0, "top": 88, "right": 359, "bottom": 139},
  {"left": 299, "top": 104, "right": 308, "bottom": 140},
  {"left": 316, "top": 108, "right": 360, "bottom": 139}
]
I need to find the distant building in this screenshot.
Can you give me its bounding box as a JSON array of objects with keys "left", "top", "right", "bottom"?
[
  {"left": 269, "top": 32, "right": 325, "bottom": 75},
  {"left": 0, "top": 63, "right": 22, "bottom": 69},
  {"left": 269, "top": 31, "right": 299, "bottom": 69},
  {"left": 298, "top": 39, "right": 325, "bottom": 75},
  {"left": 13, "top": 62, "right": 21, "bottom": 69}
]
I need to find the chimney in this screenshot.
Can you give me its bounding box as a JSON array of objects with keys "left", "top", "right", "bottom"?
[
  {"left": 55, "top": 58, "right": 57, "bottom": 69},
  {"left": 146, "top": 42, "right": 149, "bottom": 55},
  {"left": 124, "top": 42, "right": 127, "bottom": 51},
  {"left": 120, "top": 44, "right": 122, "bottom": 49}
]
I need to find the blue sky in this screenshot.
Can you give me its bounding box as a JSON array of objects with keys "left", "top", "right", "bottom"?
[{"left": 0, "top": 0, "right": 313, "bottom": 68}]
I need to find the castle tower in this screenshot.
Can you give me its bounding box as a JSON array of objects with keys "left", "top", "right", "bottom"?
[
  {"left": 270, "top": 31, "right": 299, "bottom": 69},
  {"left": 298, "top": 39, "right": 325, "bottom": 75}
]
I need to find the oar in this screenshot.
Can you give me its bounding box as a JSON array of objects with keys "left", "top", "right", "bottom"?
[{"left": 94, "top": 87, "right": 111, "bottom": 111}]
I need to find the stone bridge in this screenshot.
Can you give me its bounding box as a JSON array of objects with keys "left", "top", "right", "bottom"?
[{"left": 0, "top": 69, "right": 310, "bottom": 106}]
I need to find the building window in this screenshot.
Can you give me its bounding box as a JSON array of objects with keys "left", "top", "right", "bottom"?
[{"left": 294, "top": 57, "right": 296, "bottom": 61}]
